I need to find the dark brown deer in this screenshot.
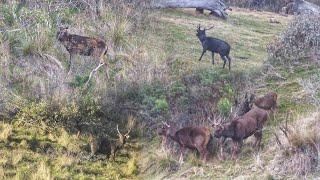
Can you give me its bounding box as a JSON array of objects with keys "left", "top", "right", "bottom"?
[
  {"left": 254, "top": 92, "right": 278, "bottom": 111},
  {"left": 213, "top": 107, "right": 268, "bottom": 159},
  {"left": 158, "top": 122, "right": 213, "bottom": 163},
  {"left": 89, "top": 116, "right": 135, "bottom": 161},
  {"left": 110, "top": 124, "right": 132, "bottom": 161},
  {"left": 89, "top": 125, "right": 132, "bottom": 161},
  {"left": 236, "top": 92, "right": 255, "bottom": 117},
  {"left": 56, "top": 27, "right": 109, "bottom": 85}
]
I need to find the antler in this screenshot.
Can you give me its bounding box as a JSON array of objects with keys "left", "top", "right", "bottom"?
[
  {"left": 204, "top": 25, "right": 214, "bottom": 31},
  {"left": 124, "top": 115, "right": 136, "bottom": 137},
  {"left": 197, "top": 24, "right": 201, "bottom": 30},
  {"left": 162, "top": 121, "right": 170, "bottom": 127},
  {"left": 212, "top": 115, "right": 223, "bottom": 127},
  {"left": 116, "top": 124, "right": 122, "bottom": 136}
]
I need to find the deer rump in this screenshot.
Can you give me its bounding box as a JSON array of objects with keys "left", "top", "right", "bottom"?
[{"left": 175, "top": 127, "right": 212, "bottom": 153}]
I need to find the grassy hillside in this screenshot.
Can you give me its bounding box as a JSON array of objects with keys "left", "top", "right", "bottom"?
[{"left": 0, "top": 2, "right": 319, "bottom": 179}]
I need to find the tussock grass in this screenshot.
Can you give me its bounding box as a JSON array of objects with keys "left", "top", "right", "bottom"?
[
  {"left": 268, "top": 112, "right": 320, "bottom": 178},
  {"left": 0, "top": 123, "right": 13, "bottom": 142}
]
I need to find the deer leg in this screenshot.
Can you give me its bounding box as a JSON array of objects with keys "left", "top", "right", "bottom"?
[
  {"left": 219, "top": 137, "right": 226, "bottom": 160},
  {"left": 179, "top": 147, "right": 185, "bottom": 164},
  {"left": 232, "top": 140, "right": 239, "bottom": 160},
  {"left": 86, "top": 62, "right": 105, "bottom": 86},
  {"left": 104, "top": 62, "right": 110, "bottom": 79},
  {"left": 226, "top": 55, "right": 232, "bottom": 70},
  {"left": 199, "top": 50, "right": 206, "bottom": 61},
  {"left": 67, "top": 53, "right": 73, "bottom": 75},
  {"left": 211, "top": 52, "right": 215, "bottom": 65},
  {"left": 161, "top": 136, "right": 167, "bottom": 151},
  {"left": 221, "top": 55, "right": 228, "bottom": 69},
  {"left": 254, "top": 131, "right": 262, "bottom": 150}
]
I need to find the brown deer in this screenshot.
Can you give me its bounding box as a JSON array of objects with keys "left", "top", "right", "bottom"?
[
  {"left": 89, "top": 133, "right": 111, "bottom": 157},
  {"left": 254, "top": 92, "right": 278, "bottom": 111},
  {"left": 89, "top": 124, "right": 132, "bottom": 161},
  {"left": 213, "top": 107, "right": 268, "bottom": 159},
  {"left": 110, "top": 124, "right": 132, "bottom": 161},
  {"left": 158, "top": 122, "right": 213, "bottom": 163},
  {"left": 56, "top": 27, "right": 109, "bottom": 85}
]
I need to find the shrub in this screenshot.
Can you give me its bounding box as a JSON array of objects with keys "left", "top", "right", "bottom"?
[
  {"left": 268, "top": 15, "right": 320, "bottom": 65},
  {"left": 218, "top": 98, "right": 232, "bottom": 118},
  {"left": 15, "top": 101, "right": 50, "bottom": 131},
  {"left": 154, "top": 98, "right": 169, "bottom": 113}
]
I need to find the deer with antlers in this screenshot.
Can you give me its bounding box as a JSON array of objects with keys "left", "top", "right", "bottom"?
[
  {"left": 89, "top": 116, "right": 135, "bottom": 161},
  {"left": 56, "top": 27, "right": 109, "bottom": 85},
  {"left": 158, "top": 122, "right": 213, "bottom": 163},
  {"left": 213, "top": 107, "right": 269, "bottom": 160},
  {"left": 196, "top": 24, "right": 232, "bottom": 70}
]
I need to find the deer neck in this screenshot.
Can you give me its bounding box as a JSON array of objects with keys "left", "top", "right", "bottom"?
[
  {"left": 167, "top": 128, "right": 178, "bottom": 142},
  {"left": 198, "top": 35, "right": 207, "bottom": 43}
]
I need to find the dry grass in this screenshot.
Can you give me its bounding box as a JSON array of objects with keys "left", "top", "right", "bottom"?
[
  {"left": 31, "top": 161, "right": 53, "bottom": 180},
  {"left": 268, "top": 112, "right": 320, "bottom": 177},
  {"left": 0, "top": 123, "right": 13, "bottom": 142}
]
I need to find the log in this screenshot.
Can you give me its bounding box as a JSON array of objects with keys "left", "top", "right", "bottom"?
[
  {"left": 293, "top": 0, "right": 320, "bottom": 14},
  {"left": 151, "top": 0, "right": 231, "bottom": 19}
]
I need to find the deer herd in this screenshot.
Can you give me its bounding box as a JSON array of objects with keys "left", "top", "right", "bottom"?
[
  {"left": 56, "top": 25, "right": 278, "bottom": 162},
  {"left": 158, "top": 92, "right": 278, "bottom": 163}
]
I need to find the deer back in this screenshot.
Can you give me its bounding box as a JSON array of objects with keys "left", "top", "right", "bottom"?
[
  {"left": 175, "top": 126, "right": 211, "bottom": 148},
  {"left": 254, "top": 92, "right": 277, "bottom": 110}
]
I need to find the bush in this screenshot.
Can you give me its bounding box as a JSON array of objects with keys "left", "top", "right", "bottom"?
[
  {"left": 154, "top": 98, "right": 169, "bottom": 113},
  {"left": 268, "top": 15, "right": 320, "bottom": 65},
  {"left": 217, "top": 98, "right": 232, "bottom": 118}
]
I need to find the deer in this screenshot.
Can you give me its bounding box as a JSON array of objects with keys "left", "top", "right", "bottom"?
[
  {"left": 196, "top": 24, "right": 232, "bottom": 70},
  {"left": 89, "top": 124, "right": 132, "bottom": 161},
  {"left": 158, "top": 122, "right": 213, "bottom": 163},
  {"left": 213, "top": 107, "right": 269, "bottom": 160},
  {"left": 254, "top": 92, "right": 278, "bottom": 111},
  {"left": 56, "top": 27, "right": 109, "bottom": 85},
  {"left": 89, "top": 116, "right": 135, "bottom": 161},
  {"left": 235, "top": 92, "right": 256, "bottom": 117}
]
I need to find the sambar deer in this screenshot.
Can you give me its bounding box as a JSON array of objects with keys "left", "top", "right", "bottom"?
[
  {"left": 196, "top": 24, "right": 232, "bottom": 70},
  {"left": 57, "top": 27, "right": 109, "bottom": 85},
  {"left": 158, "top": 122, "right": 213, "bottom": 163},
  {"left": 213, "top": 107, "right": 268, "bottom": 159},
  {"left": 254, "top": 92, "right": 278, "bottom": 111}
]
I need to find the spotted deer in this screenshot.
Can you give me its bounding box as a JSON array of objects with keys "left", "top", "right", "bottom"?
[{"left": 56, "top": 27, "right": 109, "bottom": 85}]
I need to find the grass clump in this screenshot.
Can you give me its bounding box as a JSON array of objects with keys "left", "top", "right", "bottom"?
[
  {"left": 0, "top": 123, "right": 13, "bottom": 142},
  {"left": 32, "top": 161, "right": 52, "bottom": 180},
  {"left": 218, "top": 98, "right": 232, "bottom": 118},
  {"left": 269, "top": 112, "right": 320, "bottom": 177}
]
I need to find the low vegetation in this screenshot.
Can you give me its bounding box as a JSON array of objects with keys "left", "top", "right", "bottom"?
[{"left": 0, "top": 0, "right": 319, "bottom": 179}]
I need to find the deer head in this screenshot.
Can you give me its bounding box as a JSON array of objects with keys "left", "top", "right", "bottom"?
[
  {"left": 196, "top": 24, "right": 214, "bottom": 38},
  {"left": 116, "top": 124, "right": 131, "bottom": 145},
  {"left": 158, "top": 121, "right": 178, "bottom": 138},
  {"left": 116, "top": 115, "right": 136, "bottom": 145},
  {"left": 56, "top": 26, "right": 69, "bottom": 41}
]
